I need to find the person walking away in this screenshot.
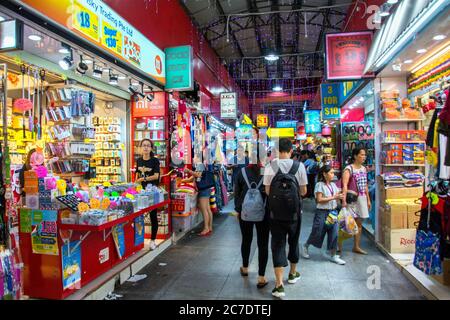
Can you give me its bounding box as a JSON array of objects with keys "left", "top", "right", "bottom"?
[
  {"left": 306, "top": 151, "right": 319, "bottom": 198},
  {"left": 301, "top": 165, "right": 345, "bottom": 265},
  {"left": 184, "top": 163, "right": 215, "bottom": 236},
  {"left": 340, "top": 148, "right": 371, "bottom": 255},
  {"left": 235, "top": 158, "right": 270, "bottom": 288},
  {"left": 264, "top": 138, "right": 308, "bottom": 298},
  {"left": 230, "top": 146, "right": 249, "bottom": 188},
  {"left": 135, "top": 139, "right": 160, "bottom": 250}
]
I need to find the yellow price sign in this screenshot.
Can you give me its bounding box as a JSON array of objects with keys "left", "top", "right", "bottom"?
[
  {"left": 257, "top": 114, "right": 268, "bottom": 128},
  {"left": 72, "top": 0, "right": 100, "bottom": 42},
  {"left": 101, "top": 20, "right": 122, "bottom": 56}
]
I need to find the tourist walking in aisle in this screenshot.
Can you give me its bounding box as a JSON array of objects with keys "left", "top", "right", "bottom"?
[
  {"left": 135, "top": 139, "right": 161, "bottom": 250},
  {"left": 301, "top": 165, "right": 346, "bottom": 265},
  {"left": 264, "top": 138, "right": 308, "bottom": 298},
  {"left": 184, "top": 160, "right": 215, "bottom": 236},
  {"left": 340, "top": 148, "right": 371, "bottom": 255},
  {"left": 234, "top": 156, "right": 270, "bottom": 288}
]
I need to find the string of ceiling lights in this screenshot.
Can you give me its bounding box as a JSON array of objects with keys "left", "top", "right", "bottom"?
[{"left": 27, "top": 33, "right": 154, "bottom": 101}]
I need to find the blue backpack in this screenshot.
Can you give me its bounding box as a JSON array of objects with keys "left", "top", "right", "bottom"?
[{"left": 241, "top": 168, "right": 265, "bottom": 222}]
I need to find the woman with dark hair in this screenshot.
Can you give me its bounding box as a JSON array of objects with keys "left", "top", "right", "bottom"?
[
  {"left": 234, "top": 155, "right": 269, "bottom": 288},
  {"left": 135, "top": 139, "right": 160, "bottom": 250},
  {"left": 340, "top": 147, "right": 371, "bottom": 255},
  {"left": 301, "top": 165, "right": 345, "bottom": 265}
]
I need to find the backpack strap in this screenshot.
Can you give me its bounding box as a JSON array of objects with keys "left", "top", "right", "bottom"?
[
  {"left": 241, "top": 167, "right": 251, "bottom": 189},
  {"left": 288, "top": 161, "right": 300, "bottom": 186}
]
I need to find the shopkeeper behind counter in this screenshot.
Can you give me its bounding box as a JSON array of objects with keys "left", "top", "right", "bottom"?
[{"left": 135, "top": 139, "right": 160, "bottom": 250}]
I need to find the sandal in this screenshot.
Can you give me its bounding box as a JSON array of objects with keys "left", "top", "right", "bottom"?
[
  {"left": 352, "top": 248, "right": 368, "bottom": 255},
  {"left": 240, "top": 267, "right": 248, "bottom": 277},
  {"left": 257, "top": 281, "right": 269, "bottom": 289}
]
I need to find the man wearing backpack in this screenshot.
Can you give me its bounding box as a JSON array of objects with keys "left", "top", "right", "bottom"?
[{"left": 264, "top": 138, "right": 308, "bottom": 298}]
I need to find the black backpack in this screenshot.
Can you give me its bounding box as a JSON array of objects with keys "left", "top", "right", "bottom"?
[{"left": 268, "top": 161, "right": 301, "bottom": 222}]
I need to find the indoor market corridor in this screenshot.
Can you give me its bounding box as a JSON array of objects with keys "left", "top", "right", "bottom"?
[{"left": 114, "top": 200, "right": 425, "bottom": 300}]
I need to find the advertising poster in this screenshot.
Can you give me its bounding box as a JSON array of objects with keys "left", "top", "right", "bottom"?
[
  {"left": 320, "top": 83, "right": 340, "bottom": 120},
  {"left": 31, "top": 210, "right": 59, "bottom": 256},
  {"left": 112, "top": 223, "right": 126, "bottom": 259},
  {"left": 19, "top": 208, "right": 32, "bottom": 233},
  {"left": 61, "top": 241, "right": 82, "bottom": 290},
  {"left": 304, "top": 110, "right": 322, "bottom": 134},
  {"left": 325, "top": 32, "right": 374, "bottom": 80},
  {"left": 220, "top": 92, "right": 237, "bottom": 119},
  {"left": 134, "top": 215, "right": 145, "bottom": 247}
]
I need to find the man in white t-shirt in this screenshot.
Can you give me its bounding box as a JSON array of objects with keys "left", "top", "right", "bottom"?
[{"left": 263, "top": 138, "right": 307, "bottom": 298}]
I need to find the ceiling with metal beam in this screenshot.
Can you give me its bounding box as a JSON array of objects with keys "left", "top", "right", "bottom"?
[{"left": 181, "top": 0, "right": 352, "bottom": 120}]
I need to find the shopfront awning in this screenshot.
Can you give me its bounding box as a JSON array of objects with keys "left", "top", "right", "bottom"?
[{"left": 364, "top": 0, "right": 450, "bottom": 74}]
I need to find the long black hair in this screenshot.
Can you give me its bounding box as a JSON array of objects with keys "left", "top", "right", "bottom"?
[
  {"left": 317, "top": 165, "right": 333, "bottom": 183},
  {"left": 140, "top": 139, "right": 155, "bottom": 157},
  {"left": 350, "top": 147, "right": 365, "bottom": 164}
]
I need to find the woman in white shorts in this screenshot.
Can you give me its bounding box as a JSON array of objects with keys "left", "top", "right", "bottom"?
[{"left": 341, "top": 148, "right": 371, "bottom": 255}]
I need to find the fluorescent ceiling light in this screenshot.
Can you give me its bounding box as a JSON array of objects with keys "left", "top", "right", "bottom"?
[
  {"left": 404, "top": 59, "right": 413, "bottom": 64},
  {"left": 373, "top": 0, "right": 447, "bottom": 70},
  {"left": 131, "top": 80, "right": 140, "bottom": 86},
  {"left": 28, "top": 34, "right": 42, "bottom": 41},
  {"left": 272, "top": 86, "right": 283, "bottom": 92},
  {"left": 84, "top": 58, "right": 93, "bottom": 64},
  {"left": 118, "top": 74, "right": 126, "bottom": 80},
  {"left": 411, "top": 44, "right": 450, "bottom": 73},
  {"left": 278, "top": 109, "right": 286, "bottom": 112},
  {"left": 416, "top": 48, "right": 427, "bottom": 54},
  {"left": 387, "top": 0, "right": 398, "bottom": 4},
  {"left": 59, "top": 47, "right": 70, "bottom": 54},
  {"left": 433, "top": 35, "right": 446, "bottom": 41},
  {"left": 265, "top": 54, "right": 279, "bottom": 61},
  {"left": 0, "top": 16, "right": 5, "bottom": 22}
]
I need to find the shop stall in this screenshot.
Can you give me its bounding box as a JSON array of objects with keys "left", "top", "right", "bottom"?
[{"left": 0, "top": 0, "right": 171, "bottom": 299}]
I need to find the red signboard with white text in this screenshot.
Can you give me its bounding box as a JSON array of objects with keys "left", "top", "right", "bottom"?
[
  {"left": 132, "top": 92, "right": 166, "bottom": 117},
  {"left": 325, "top": 31, "right": 374, "bottom": 81}
]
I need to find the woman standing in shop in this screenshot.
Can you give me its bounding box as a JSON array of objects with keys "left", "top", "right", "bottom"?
[
  {"left": 135, "top": 139, "right": 160, "bottom": 250},
  {"left": 184, "top": 159, "right": 215, "bottom": 236},
  {"left": 234, "top": 153, "right": 270, "bottom": 288},
  {"left": 340, "top": 147, "right": 371, "bottom": 255}
]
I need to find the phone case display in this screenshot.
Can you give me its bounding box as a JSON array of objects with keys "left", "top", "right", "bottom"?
[
  {"left": 91, "top": 116, "right": 123, "bottom": 184},
  {"left": 342, "top": 122, "right": 375, "bottom": 173},
  {"left": 380, "top": 91, "right": 424, "bottom": 121},
  {"left": 0, "top": 249, "right": 23, "bottom": 300},
  {"left": 133, "top": 117, "right": 167, "bottom": 169}
]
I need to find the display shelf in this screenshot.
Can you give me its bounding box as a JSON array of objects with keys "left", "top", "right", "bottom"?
[
  {"left": 56, "top": 172, "right": 86, "bottom": 177},
  {"left": 381, "top": 164, "right": 425, "bottom": 167},
  {"left": 134, "top": 139, "right": 166, "bottom": 142},
  {"left": 382, "top": 141, "right": 426, "bottom": 144},
  {"left": 59, "top": 200, "right": 170, "bottom": 231},
  {"left": 380, "top": 118, "right": 425, "bottom": 123}
]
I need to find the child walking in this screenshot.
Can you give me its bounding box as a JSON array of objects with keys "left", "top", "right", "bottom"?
[{"left": 301, "top": 165, "right": 346, "bottom": 265}]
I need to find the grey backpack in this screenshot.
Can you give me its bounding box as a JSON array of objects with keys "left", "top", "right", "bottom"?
[{"left": 241, "top": 168, "right": 265, "bottom": 222}]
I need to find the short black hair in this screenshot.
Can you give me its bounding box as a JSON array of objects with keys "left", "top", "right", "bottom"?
[
  {"left": 278, "top": 138, "right": 293, "bottom": 153},
  {"left": 300, "top": 150, "right": 308, "bottom": 156}
]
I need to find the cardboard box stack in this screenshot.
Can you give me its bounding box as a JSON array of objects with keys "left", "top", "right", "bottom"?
[{"left": 379, "top": 177, "right": 422, "bottom": 254}]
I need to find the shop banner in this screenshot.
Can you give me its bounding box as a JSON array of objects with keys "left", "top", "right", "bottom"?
[
  {"left": 112, "top": 223, "right": 126, "bottom": 259},
  {"left": 134, "top": 215, "right": 145, "bottom": 247},
  {"left": 325, "top": 32, "right": 374, "bottom": 80},
  {"left": 19, "top": 208, "right": 32, "bottom": 233},
  {"left": 220, "top": 92, "right": 237, "bottom": 119},
  {"left": 276, "top": 121, "right": 297, "bottom": 128},
  {"left": 31, "top": 210, "right": 59, "bottom": 256},
  {"left": 321, "top": 82, "right": 340, "bottom": 120},
  {"left": 61, "top": 241, "right": 82, "bottom": 290},
  {"left": 304, "top": 110, "right": 322, "bottom": 134},
  {"left": 15, "top": 0, "right": 166, "bottom": 85},
  {"left": 132, "top": 92, "right": 166, "bottom": 117},
  {"left": 165, "top": 45, "right": 193, "bottom": 91},
  {"left": 256, "top": 114, "right": 268, "bottom": 128}
]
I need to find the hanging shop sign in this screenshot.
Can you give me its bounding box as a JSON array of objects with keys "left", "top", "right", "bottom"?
[
  {"left": 132, "top": 92, "right": 166, "bottom": 117},
  {"left": 304, "top": 110, "right": 322, "bottom": 134},
  {"left": 364, "top": 0, "right": 448, "bottom": 74},
  {"left": 276, "top": 121, "right": 297, "bottom": 128},
  {"left": 325, "top": 31, "right": 374, "bottom": 80},
  {"left": 220, "top": 92, "right": 237, "bottom": 119},
  {"left": 267, "top": 127, "right": 295, "bottom": 138},
  {"left": 320, "top": 83, "right": 340, "bottom": 120},
  {"left": 0, "top": 19, "right": 23, "bottom": 52},
  {"left": 165, "top": 45, "right": 193, "bottom": 91},
  {"left": 14, "top": 0, "right": 166, "bottom": 85},
  {"left": 256, "top": 114, "right": 269, "bottom": 128}
]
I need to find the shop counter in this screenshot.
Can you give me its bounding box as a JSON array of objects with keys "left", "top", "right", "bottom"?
[{"left": 18, "top": 200, "right": 170, "bottom": 300}]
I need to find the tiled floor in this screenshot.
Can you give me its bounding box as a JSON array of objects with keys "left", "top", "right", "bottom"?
[{"left": 114, "top": 199, "right": 425, "bottom": 300}]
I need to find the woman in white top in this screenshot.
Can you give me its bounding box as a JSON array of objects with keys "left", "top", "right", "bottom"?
[
  {"left": 301, "top": 165, "right": 345, "bottom": 265},
  {"left": 341, "top": 148, "right": 371, "bottom": 255}
]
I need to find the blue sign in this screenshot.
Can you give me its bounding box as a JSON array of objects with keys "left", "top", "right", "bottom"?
[
  {"left": 304, "top": 110, "right": 322, "bottom": 134},
  {"left": 165, "top": 45, "right": 193, "bottom": 90},
  {"left": 276, "top": 121, "right": 297, "bottom": 128},
  {"left": 134, "top": 215, "right": 145, "bottom": 246},
  {"left": 112, "top": 223, "right": 126, "bottom": 259},
  {"left": 321, "top": 83, "right": 340, "bottom": 120},
  {"left": 61, "top": 241, "right": 82, "bottom": 290}
]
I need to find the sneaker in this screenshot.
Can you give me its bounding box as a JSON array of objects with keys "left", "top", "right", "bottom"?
[
  {"left": 330, "top": 255, "right": 346, "bottom": 265},
  {"left": 271, "top": 285, "right": 285, "bottom": 298},
  {"left": 149, "top": 241, "right": 157, "bottom": 251},
  {"left": 287, "top": 272, "right": 301, "bottom": 284},
  {"left": 301, "top": 243, "right": 310, "bottom": 259}
]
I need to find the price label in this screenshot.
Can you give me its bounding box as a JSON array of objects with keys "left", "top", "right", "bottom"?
[
  {"left": 72, "top": 0, "right": 100, "bottom": 41},
  {"left": 101, "top": 20, "right": 123, "bottom": 56}
]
